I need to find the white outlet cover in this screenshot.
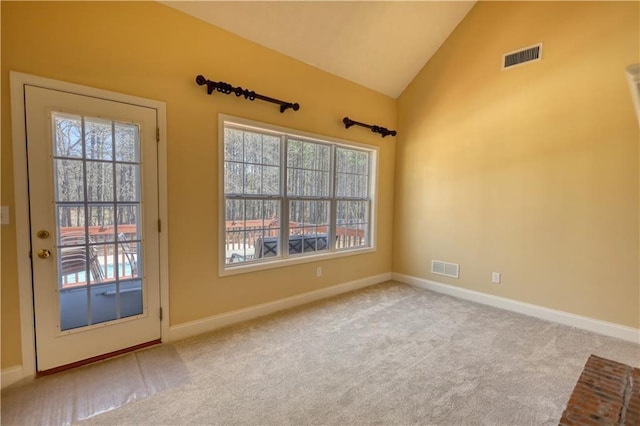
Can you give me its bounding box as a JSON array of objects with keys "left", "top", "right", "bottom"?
[{"left": 492, "top": 272, "right": 501, "bottom": 283}]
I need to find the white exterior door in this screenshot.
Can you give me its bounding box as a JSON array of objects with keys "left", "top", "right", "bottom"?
[{"left": 25, "top": 85, "right": 161, "bottom": 371}]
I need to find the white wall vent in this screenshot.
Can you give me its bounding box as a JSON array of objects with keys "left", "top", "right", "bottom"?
[
  {"left": 431, "top": 260, "right": 460, "bottom": 279},
  {"left": 502, "top": 43, "right": 542, "bottom": 69}
]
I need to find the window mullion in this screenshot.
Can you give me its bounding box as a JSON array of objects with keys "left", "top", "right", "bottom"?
[
  {"left": 329, "top": 144, "right": 337, "bottom": 252},
  {"left": 366, "top": 198, "right": 372, "bottom": 246},
  {"left": 241, "top": 131, "right": 246, "bottom": 195},
  {"left": 281, "top": 135, "right": 289, "bottom": 259}
]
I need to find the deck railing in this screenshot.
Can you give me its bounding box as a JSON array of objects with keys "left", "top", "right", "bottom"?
[
  {"left": 59, "top": 225, "right": 138, "bottom": 288},
  {"left": 224, "top": 221, "right": 366, "bottom": 263}
]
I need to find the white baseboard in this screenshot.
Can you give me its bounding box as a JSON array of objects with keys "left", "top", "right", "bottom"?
[
  {"left": 1, "top": 365, "right": 25, "bottom": 389},
  {"left": 169, "top": 273, "right": 392, "bottom": 341},
  {"left": 392, "top": 273, "right": 640, "bottom": 344}
]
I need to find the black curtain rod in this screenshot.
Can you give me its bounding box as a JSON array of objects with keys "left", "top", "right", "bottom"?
[
  {"left": 196, "top": 75, "right": 300, "bottom": 113},
  {"left": 343, "top": 117, "right": 397, "bottom": 138}
]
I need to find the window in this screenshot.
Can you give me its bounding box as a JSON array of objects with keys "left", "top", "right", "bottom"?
[{"left": 220, "top": 115, "right": 376, "bottom": 273}]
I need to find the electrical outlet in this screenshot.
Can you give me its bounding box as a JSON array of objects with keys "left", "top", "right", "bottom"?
[
  {"left": 1, "top": 206, "right": 9, "bottom": 225},
  {"left": 492, "top": 272, "right": 501, "bottom": 284},
  {"left": 316, "top": 267, "right": 322, "bottom": 278}
]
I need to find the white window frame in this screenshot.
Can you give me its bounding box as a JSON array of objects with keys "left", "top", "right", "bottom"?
[{"left": 218, "top": 114, "right": 378, "bottom": 276}]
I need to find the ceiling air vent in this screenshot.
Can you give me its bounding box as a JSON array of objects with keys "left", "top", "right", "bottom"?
[
  {"left": 502, "top": 43, "right": 542, "bottom": 69},
  {"left": 431, "top": 260, "right": 460, "bottom": 279}
]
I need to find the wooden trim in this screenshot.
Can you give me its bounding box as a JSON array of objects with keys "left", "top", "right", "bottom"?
[{"left": 36, "top": 339, "right": 161, "bottom": 377}]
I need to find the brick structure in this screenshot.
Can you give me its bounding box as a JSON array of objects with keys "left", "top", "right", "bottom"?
[{"left": 560, "top": 355, "right": 640, "bottom": 425}]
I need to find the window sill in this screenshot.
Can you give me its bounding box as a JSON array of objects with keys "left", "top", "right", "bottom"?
[{"left": 218, "top": 246, "right": 376, "bottom": 277}]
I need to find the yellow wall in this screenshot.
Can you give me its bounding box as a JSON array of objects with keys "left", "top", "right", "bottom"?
[
  {"left": 395, "top": 1, "right": 640, "bottom": 328},
  {"left": 1, "top": 1, "right": 396, "bottom": 368}
]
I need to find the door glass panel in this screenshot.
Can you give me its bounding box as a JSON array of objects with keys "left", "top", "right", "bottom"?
[
  {"left": 86, "top": 162, "right": 114, "bottom": 202},
  {"left": 55, "top": 159, "right": 84, "bottom": 202},
  {"left": 117, "top": 204, "right": 141, "bottom": 241},
  {"left": 118, "top": 241, "right": 141, "bottom": 279},
  {"left": 115, "top": 123, "right": 139, "bottom": 162},
  {"left": 88, "top": 205, "right": 115, "bottom": 242},
  {"left": 90, "top": 284, "right": 118, "bottom": 325},
  {"left": 92, "top": 243, "right": 114, "bottom": 282},
  {"left": 53, "top": 113, "right": 83, "bottom": 158},
  {"left": 116, "top": 164, "right": 140, "bottom": 202},
  {"left": 85, "top": 118, "right": 113, "bottom": 160},
  {"left": 58, "top": 246, "right": 87, "bottom": 287},
  {"left": 57, "top": 205, "right": 85, "bottom": 246},
  {"left": 120, "top": 280, "right": 143, "bottom": 317},
  {"left": 52, "top": 112, "right": 143, "bottom": 331},
  {"left": 59, "top": 287, "right": 89, "bottom": 330}
]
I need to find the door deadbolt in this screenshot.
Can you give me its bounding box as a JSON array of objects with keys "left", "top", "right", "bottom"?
[
  {"left": 37, "top": 230, "right": 50, "bottom": 239},
  {"left": 37, "top": 249, "right": 51, "bottom": 259}
]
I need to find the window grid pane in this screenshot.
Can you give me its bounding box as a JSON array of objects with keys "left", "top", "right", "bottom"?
[
  {"left": 336, "top": 147, "right": 370, "bottom": 199},
  {"left": 224, "top": 128, "right": 281, "bottom": 197},
  {"left": 336, "top": 200, "right": 369, "bottom": 249},
  {"left": 224, "top": 198, "right": 281, "bottom": 264},
  {"left": 286, "top": 139, "right": 331, "bottom": 198}
]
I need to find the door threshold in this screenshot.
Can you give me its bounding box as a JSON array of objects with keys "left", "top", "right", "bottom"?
[{"left": 36, "top": 339, "right": 162, "bottom": 377}]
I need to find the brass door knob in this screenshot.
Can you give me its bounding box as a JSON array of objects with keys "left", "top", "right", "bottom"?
[{"left": 37, "top": 249, "right": 51, "bottom": 259}]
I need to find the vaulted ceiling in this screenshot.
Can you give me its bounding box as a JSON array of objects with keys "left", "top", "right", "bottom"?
[{"left": 163, "top": 1, "right": 476, "bottom": 98}]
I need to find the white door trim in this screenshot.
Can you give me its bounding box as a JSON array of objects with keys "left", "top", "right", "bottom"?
[{"left": 9, "top": 71, "right": 169, "bottom": 378}]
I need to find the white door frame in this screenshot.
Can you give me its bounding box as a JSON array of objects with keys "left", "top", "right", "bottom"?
[{"left": 9, "top": 71, "right": 170, "bottom": 379}]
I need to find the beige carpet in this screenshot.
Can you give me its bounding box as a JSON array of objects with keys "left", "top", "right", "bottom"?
[{"left": 3, "top": 281, "right": 639, "bottom": 425}]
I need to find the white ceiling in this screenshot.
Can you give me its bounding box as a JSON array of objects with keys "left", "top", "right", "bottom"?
[{"left": 163, "top": 1, "right": 476, "bottom": 98}]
